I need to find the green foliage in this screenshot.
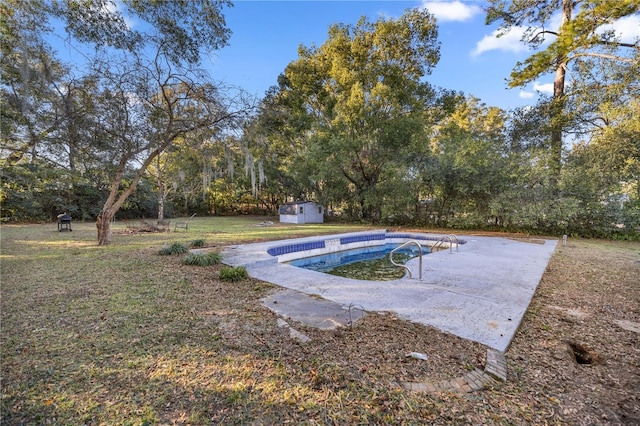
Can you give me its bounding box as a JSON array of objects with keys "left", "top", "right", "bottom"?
[
  {"left": 51, "top": 0, "right": 233, "bottom": 66},
  {"left": 189, "top": 239, "right": 206, "bottom": 248},
  {"left": 219, "top": 266, "right": 248, "bottom": 282},
  {"left": 559, "top": 121, "right": 639, "bottom": 238},
  {"left": 261, "top": 9, "right": 441, "bottom": 220},
  {"left": 116, "top": 176, "right": 163, "bottom": 219},
  {"left": 0, "top": 161, "right": 105, "bottom": 221},
  {"left": 416, "top": 97, "right": 511, "bottom": 227},
  {"left": 486, "top": 0, "right": 640, "bottom": 187},
  {"left": 158, "top": 242, "right": 188, "bottom": 256},
  {"left": 2, "top": 0, "right": 241, "bottom": 245},
  {"left": 182, "top": 252, "right": 222, "bottom": 266},
  {"left": 486, "top": 0, "right": 639, "bottom": 88},
  {"left": 2, "top": 0, "right": 638, "bottom": 241},
  {"left": 0, "top": 161, "right": 160, "bottom": 222}
]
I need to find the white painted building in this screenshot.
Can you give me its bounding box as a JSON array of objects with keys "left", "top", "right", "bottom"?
[{"left": 279, "top": 201, "right": 324, "bottom": 224}]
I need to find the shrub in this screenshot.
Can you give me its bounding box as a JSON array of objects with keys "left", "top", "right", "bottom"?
[
  {"left": 183, "top": 252, "right": 222, "bottom": 266},
  {"left": 219, "top": 265, "right": 248, "bottom": 282},
  {"left": 158, "top": 242, "right": 188, "bottom": 255},
  {"left": 189, "top": 239, "right": 206, "bottom": 248}
]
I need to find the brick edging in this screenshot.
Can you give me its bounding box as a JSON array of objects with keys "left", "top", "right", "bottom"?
[{"left": 401, "top": 348, "right": 507, "bottom": 393}]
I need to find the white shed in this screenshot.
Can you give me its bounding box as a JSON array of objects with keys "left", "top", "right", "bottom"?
[{"left": 279, "top": 201, "right": 324, "bottom": 224}]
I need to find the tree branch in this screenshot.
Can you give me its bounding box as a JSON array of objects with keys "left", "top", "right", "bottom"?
[
  {"left": 530, "top": 29, "right": 559, "bottom": 44},
  {"left": 599, "top": 40, "right": 639, "bottom": 50},
  {"left": 570, "top": 51, "right": 636, "bottom": 63}
]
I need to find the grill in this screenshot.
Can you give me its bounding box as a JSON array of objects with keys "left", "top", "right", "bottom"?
[{"left": 57, "top": 214, "right": 72, "bottom": 232}]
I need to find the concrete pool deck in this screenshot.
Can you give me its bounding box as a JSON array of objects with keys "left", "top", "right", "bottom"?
[{"left": 222, "top": 232, "right": 558, "bottom": 352}]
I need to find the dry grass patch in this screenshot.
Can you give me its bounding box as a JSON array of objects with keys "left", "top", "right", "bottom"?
[{"left": 1, "top": 220, "right": 638, "bottom": 424}]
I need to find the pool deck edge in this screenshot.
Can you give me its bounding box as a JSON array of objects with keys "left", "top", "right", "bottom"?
[{"left": 222, "top": 231, "right": 558, "bottom": 353}]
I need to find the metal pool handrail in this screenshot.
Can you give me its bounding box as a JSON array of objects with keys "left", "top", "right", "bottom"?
[
  {"left": 449, "top": 234, "right": 460, "bottom": 252},
  {"left": 390, "top": 240, "right": 423, "bottom": 280},
  {"left": 432, "top": 235, "right": 459, "bottom": 253}
]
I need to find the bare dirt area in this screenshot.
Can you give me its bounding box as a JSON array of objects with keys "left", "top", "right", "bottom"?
[
  {"left": 1, "top": 223, "right": 638, "bottom": 424},
  {"left": 485, "top": 239, "right": 640, "bottom": 425}
]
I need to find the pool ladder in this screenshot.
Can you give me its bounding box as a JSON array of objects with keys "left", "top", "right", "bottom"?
[
  {"left": 432, "top": 234, "right": 459, "bottom": 253},
  {"left": 390, "top": 240, "right": 424, "bottom": 280},
  {"left": 390, "top": 235, "right": 460, "bottom": 280}
]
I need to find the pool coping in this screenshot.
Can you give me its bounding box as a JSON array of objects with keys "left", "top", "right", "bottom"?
[
  {"left": 222, "top": 230, "right": 558, "bottom": 352},
  {"left": 266, "top": 230, "right": 464, "bottom": 263}
]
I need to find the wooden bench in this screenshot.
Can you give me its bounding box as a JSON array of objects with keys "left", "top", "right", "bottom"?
[{"left": 174, "top": 214, "right": 196, "bottom": 232}]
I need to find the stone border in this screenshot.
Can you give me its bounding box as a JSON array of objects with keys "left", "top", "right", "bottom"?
[{"left": 401, "top": 349, "right": 507, "bottom": 393}]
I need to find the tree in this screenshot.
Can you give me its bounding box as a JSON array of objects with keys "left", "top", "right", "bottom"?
[
  {"left": 420, "top": 97, "right": 510, "bottom": 227},
  {"left": 243, "top": 86, "right": 317, "bottom": 206},
  {"left": 2, "top": 0, "right": 233, "bottom": 162},
  {"left": 159, "top": 131, "right": 232, "bottom": 217},
  {"left": 486, "top": 0, "right": 640, "bottom": 186},
  {"left": 51, "top": 0, "right": 232, "bottom": 66},
  {"left": 270, "top": 9, "right": 441, "bottom": 220},
  {"left": 1, "top": 0, "right": 247, "bottom": 244},
  {"left": 1, "top": 0, "right": 68, "bottom": 166},
  {"left": 92, "top": 52, "right": 247, "bottom": 244},
  {"left": 565, "top": 97, "right": 640, "bottom": 235}
]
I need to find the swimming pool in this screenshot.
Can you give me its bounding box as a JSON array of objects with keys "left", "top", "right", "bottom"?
[
  {"left": 221, "top": 230, "right": 558, "bottom": 351},
  {"left": 288, "top": 243, "right": 431, "bottom": 280}
]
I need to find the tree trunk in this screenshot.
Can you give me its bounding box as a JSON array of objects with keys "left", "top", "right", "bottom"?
[
  {"left": 95, "top": 156, "right": 145, "bottom": 245},
  {"left": 96, "top": 209, "right": 115, "bottom": 246},
  {"left": 157, "top": 177, "right": 165, "bottom": 223},
  {"left": 156, "top": 154, "right": 165, "bottom": 222},
  {"left": 550, "top": 0, "right": 572, "bottom": 188},
  {"left": 157, "top": 191, "right": 165, "bottom": 222}
]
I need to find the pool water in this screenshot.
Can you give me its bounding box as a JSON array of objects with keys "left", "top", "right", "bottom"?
[{"left": 288, "top": 244, "right": 430, "bottom": 281}]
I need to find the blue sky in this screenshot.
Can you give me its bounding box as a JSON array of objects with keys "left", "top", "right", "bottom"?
[
  {"left": 207, "top": 0, "right": 639, "bottom": 111},
  {"left": 209, "top": 0, "right": 545, "bottom": 111},
  {"left": 50, "top": 0, "right": 639, "bottom": 112}
]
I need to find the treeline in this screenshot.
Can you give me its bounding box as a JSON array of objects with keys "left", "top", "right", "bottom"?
[{"left": 1, "top": 1, "right": 638, "bottom": 241}]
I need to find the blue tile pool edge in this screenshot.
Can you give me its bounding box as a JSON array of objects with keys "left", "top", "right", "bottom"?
[{"left": 267, "top": 231, "right": 466, "bottom": 263}]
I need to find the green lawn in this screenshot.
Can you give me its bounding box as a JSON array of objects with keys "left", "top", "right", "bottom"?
[{"left": 1, "top": 217, "right": 382, "bottom": 424}]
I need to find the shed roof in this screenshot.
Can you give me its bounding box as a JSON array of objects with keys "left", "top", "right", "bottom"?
[{"left": 280, "top": 201, "right": 320, "bottom": 206}]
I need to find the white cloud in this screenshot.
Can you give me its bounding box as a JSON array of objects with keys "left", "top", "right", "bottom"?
[
  {"left": 519, "top": 90, "right": 535, "bottom": 99},
  {"left": 421, "top": 1, "right": 482, "bottom": 22},
  {"left": 472, "top": 27, "right": 528, "bottom": 56},
  {"left": 472, "top": 11, "right": 639, "bottom": 59},
  {"left": 599, "top": 15, "right": 640, "bottom": 44},
  {"left": 518, "top": 81, "right": 553, "bottom": 100},
  {"left": 125, "top": 91, "right": 142, "bottom": 106},
  {"left": 548, "top": 12, "right": 564, "bottom": 34},
  {"left": 470, "top": 11, "right": 560, "bottom": 58},
  {"left": 103, "top": 0, "right": 136, "bottom": 30},
  {"left": 533, "top": 81, "right": 553, "bottom": 94}
]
